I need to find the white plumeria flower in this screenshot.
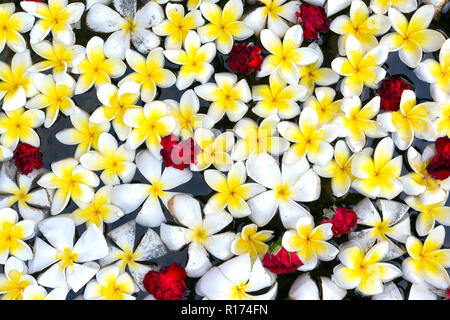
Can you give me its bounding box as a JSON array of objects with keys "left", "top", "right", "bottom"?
[
  {"left": 0, "top": 3, "right": 34, "bottom": 53},
  {"left": 197, "top": 0, "right": 253, "bottom": 54},
  {"left": 230, "top": 223, "right": 273, "bottom": 262},
  {"left": 80, "top": 132, "right": 136, "bottom": 186},
  {"left": 194, "top": 73, "right": 251, "bottom": 123},
  {"left": 0, "top": 257, "right": 36, "bottom": 300},
  {"left": 303, "top": 87, "right": 342, "bottom": 126},
  {"left": 378, "top": 90, "right": 439, "bottom": 150},
  {"left": 123, "top": 101, "right": 177, "bottom": 158},
  {"left": 85, "top": 0, "right": 112, "bottom": 10},
  {"left": 0, "top": 145, "right": 12, "bottom": 162},
  {"left": 55, "top": 107, "right": 110, "bottom": 160},
  {"left": 22, "top": 285, "right": 67, "bottom": 300},
  {"left": 26, "top": 73, "right": 76, "bottom": 128},
  {"left": 243, "top": 0, "right": 299, "bottom": 37},
  {"left": 119, "top": 48, "right": 176, "bottom": 103},
  {"left": 153, "top": 3, "right": 205, "bottom": 49},
  {"left": 29, "top": 39, "right": 85, "bottom": 80},
  {"left": 402, "top": 225, "right": 450, "bottom": 290},
  {"left": 313, "top": 140, "right": 361, "bottom": 198},
  {"left": 246, "top": 153, "right": 319, "bottom": 228},
  {"left": 29, "top": 216, "right": 108, "bottom": 292},
  {"left": 192, "top": 128, "right": 234, "bottom": 171},
  {"left": 231, "top": 115, "right": 289, "bottom": 161},
  {"left": 372, "top": 281, "right": 404, "bottom": 300},
  {"left": 84, "top": 265, "right": 137, "bottom": 300},
  {"left": 349, "top": 198, "right": 411, "bottom": 260},
  {"left": 71, "top": 186, "right": 124, "bottom": 232},
  {"left": 370, "top": 0, "right": 417, "bottom": 14},
  {"left": 164, "top": 31, "right": 216, "bottom": 90},
  {"left": 89, "top": 81, "right": 140, "bottom": 141},
  {"left": 298, "top": 43, "right": 340, "bottom": 101},
  {"left": 187, "top": 0, "right": 219, "bottom": 11},
  {"left": 277, "top": 107, "right": 340, "bottom": 165},
  {"left": 72, "top": 37, "right": 127, "bottom": 95},
  {"left": 204, "top": 161, "right": 265, "bottom": 218},
  {"left": 166, "top": 89, "right": 214, "bottom": 140},
  {"left": 415, "top": 38, "right": 450, "bottom": 103},
  {"left": 251, "top": 72, "right": 304, "bottom": 120},
  {"left": 0, "top": 50, "right": 37, "bottom": 111},
  {"left": 0, "top": 208, "right": 35, "bottom": 264},
  {"left": 195, "top": 253, "right": 278, "bottom": 300},
  {"left": 20, "top": 0, "right": 84, "bottom": 45},
  {"left": 408, "top": 282, "right": 446, "bottom": 300},
  {"left": 330, "top": 0, "right": 391, "bottom": 55},
  {"left": 99, "top": 220, "right": 167, "bottom": 290},
  {"left": 331, "top": 34, "right": 388, "bottom": 97},
  {"left": 0, "top": 162, "right": 51, "bottom": 223},
  {"left": 283, "top": 216, "right": 339, "bottom": 271},
  {"left": 337, "top": 95, "right": 387, "bottom": 152},
  {"left": 435, "top": 100, "right": 450, "bottom": 138},
  {"left": 257, "top": 25, "right": 319, "bottom": 85},
  {"left": 405, "top": 195, "right": 450, "bottom": 237},
  {"left": 161, "top": 194, "right": 235, "bottom": 277},
  {"left": 399, "top": 146, "right": 450, "bottom": 206},
  {"left": 112, "top": 150, "right": 193, "bottom": 227},
  {"left": 86, "top": 0, "right": 164, "bottom": 59},
  {"left": 288, "top": 274, "right": 347, "bottom": 300},
  {"left": 37, "top": 158, "right": 100, "bottom": 215},
  {"left": 333, "top": 241, "right": 402, "bottom": 296},
  {"left": 351, "top": 137, "right": 403, "bottom": 199},
  {"left": 380, "top": 5, "right": 446, "bottom": 68}
]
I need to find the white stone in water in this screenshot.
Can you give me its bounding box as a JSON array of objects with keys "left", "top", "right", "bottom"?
[
  {"left": 108, "top": 220, "right": 136, "bottom": 249},
  {"left": 135, "top": 228, "right": 167, "bottom": 261},
  {"left": 325, "top": 0, "right": 352, "bottom": 16},
  {"left": 372, "top": 282, "right": 403, "bottom": 300}
]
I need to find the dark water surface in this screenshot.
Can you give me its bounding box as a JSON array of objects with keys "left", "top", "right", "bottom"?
[{"left": 0, "top": 0, "right": 449, "bottom": 300}]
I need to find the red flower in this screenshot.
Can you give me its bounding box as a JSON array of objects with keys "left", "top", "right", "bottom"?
[
  {"left": 227, "top": 43, "right": 263, "bottom": 74},
  {"left": 376, "top": 76, "right": 413, "bottom": 111},
  {"left": 160, "top": 134, "right": 200, "bottom": 170},
  {"left": 295, "top": 4, "right": 330, "bottom": 41},
  {"left": 322, "top": 207, "right": 357, "bottom": 237},
  {"left": 143, "top": 263, "right": 187, "bottom": 300},
  {"left": 13, "top": 143, "right": 44, "bottom": 175},
  {"left": 446, "top": 288, "right": 450, "bottom": 300},
  {"left": 426, "top": 137, "right": 450, "bottom": 180},
  {"left": 262, "top": 238, "right": 303, "bottom": 274}
]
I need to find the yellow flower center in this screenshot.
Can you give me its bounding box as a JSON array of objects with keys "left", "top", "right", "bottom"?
[
  {"left": 122, "top": 19, "right": 137, "bottom": 34},
  {"left": 230, "top": 281, "right": 250, "bottom": 300},
  {"left": 56, "top": 247, "right": 79, "bottom": 269},
  {"left": 372, "top": 220, "right": 391, "bottom": 239},
  {"left": 191, "top": 226, "right": 208, "bottom": 244},
  {"left": 274, "top": 183, "right": 291, "bottom": 201}
]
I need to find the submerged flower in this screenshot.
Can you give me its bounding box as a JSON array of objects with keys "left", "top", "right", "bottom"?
[
  {"left": 194, "top": 73, "right": 251, "bottom": 123},
  {"left": 84, "top": 265, "right": 137, "bottom": 300},
  {"left": 191, "top": 129, "right": 234, "bottom": 171},
  {"left": 257, "top": 25, "right": 319, "bottom": 85},
  {"left": 112, "top": 150, "right": 192, "bottom": 227},
  {"left": 377, "top": 90, "right": 438, "bottom": 150},
  {"left": 143, "top": 263, "right": 187, "bottom": 300},
  {"left": 21, "top": 0, "right": 84, "bottom": 45},
  {"left": 0, "top": 257, "right": 36, "bottom": 300},
  {"left": 0, "top": 3, "right": 34, "bottom": 53},
  {"left": 13, "top": 143, "right": 43, "bottom": 175},
  {"left": 164, "top": 31, "right": 216, "bottom": 90},
  {"left": 161, "top": 194, "right": 234, "bottom": 277},
  {"left": 380, "top": 5, "right": 445, "bottom": 68},
  {"left": 283, "top": 216, "right": 338, "bottom": 271},
  {"left": 86, "top": 1, "right": 164, "bottom": 59},
  {"left": 227, "top": 43, "right": 263, "bottom": 75},
  {"left": 197, "top": 0, "right": 253, "bottom": 54},
  {"left": 376, "top": 76, "right": 413, "bottom": 112},
  {"left": 351, "top": 137, "right": 403, "bottom": 199},
  {"left": 333, "top": 242, "right": 402, "bottom": 296},
  {"left": 246, "top": 153, "right": 319, "bottom": 228},
  {"left": 196, "top": 254, "right": 278, "bottom": 300},
  {"left": 55, "top": 107, "right": 110, "bottom": 160},
  {"left": 296, "top": 3, "right": 330, "bottom": 41},
  {"left": 37, "top": 158, "right": 100, "bottom": 215},
  {"left": 322, "top": 207, "right": 357, "bottom": 237},
  {"left": 0, "top": 50, "right": 37, "bottom": 111},
  {"left": 332, "top": 35, "right": 388, "bottom": 97},
  {"left": 231, "top": 223, "right": 273, "bottom": 262},
  {"left": 402, "top": 225, "right": 450, "bottom": 289}
]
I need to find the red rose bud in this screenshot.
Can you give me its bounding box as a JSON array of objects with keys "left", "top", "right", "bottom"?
[
  {"left": 376, "top": 76, "right": 413, "bottom": 111},
  {"left": 227, "top": 43, "right": 263, "bottom": 74},
  {"left": 296, "top": 3, "right": 330, "bottom": 41},
  {"left": 322, "top": 207, "right": 357, "bottom": 237},
  {"left": 262, "top": 238, "right": 303, "bottom": 274},
  {"left": 446, "top": 288, "right": 450, "bottom": 300},
  {"left": 160, "top": 135, "right": 200, "bottom": 170},
  {"left": 426, "top": 137, "right": 450, "bottom": 180},
  {"left": 143, "top": 263, "right": 187, "bottom": 300},
  {"left": 13, "top": 143, "right": 44, "bottom": 175}
]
